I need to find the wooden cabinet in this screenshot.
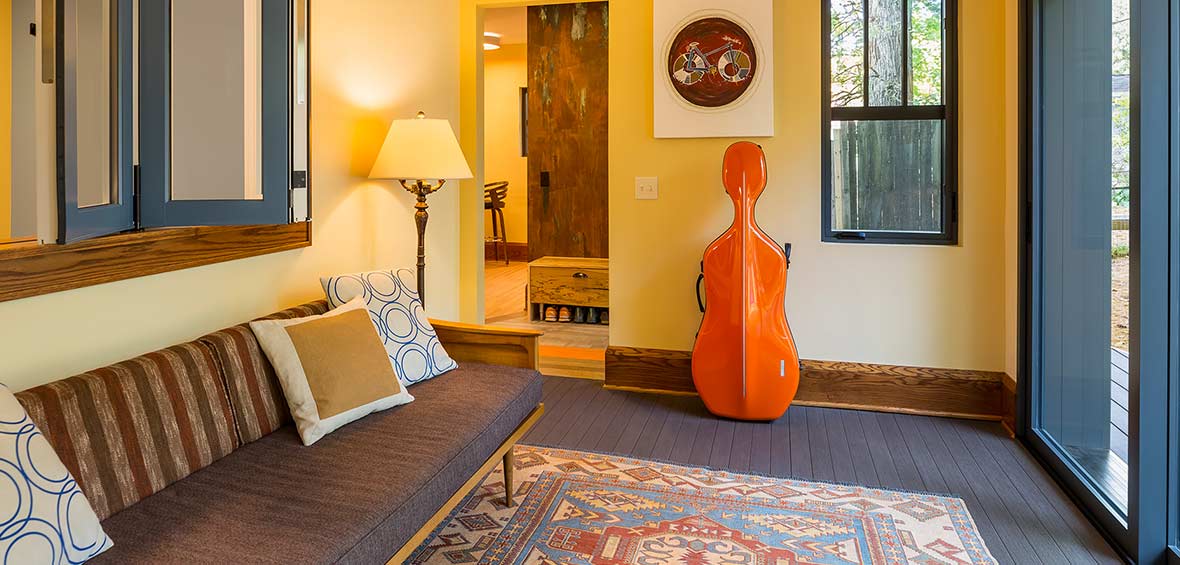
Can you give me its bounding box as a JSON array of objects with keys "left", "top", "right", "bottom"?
[{"left": 529, "top": 257, "right": 609, "bottom": 316}]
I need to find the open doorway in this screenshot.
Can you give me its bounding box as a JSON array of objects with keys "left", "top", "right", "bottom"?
[{"left": 480, "top": 3, "right": 609, "bottom": 380}]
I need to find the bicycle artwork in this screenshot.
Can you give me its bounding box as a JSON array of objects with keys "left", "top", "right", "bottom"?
[
  {"left": 664, "top": 16, "right": 760, "bottom": 109},
  {"left": 653, "top": 1, "right": 773, "bottom": 138}
]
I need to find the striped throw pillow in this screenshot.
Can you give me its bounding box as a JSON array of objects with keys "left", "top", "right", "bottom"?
[
  {"left": 199, "top": 301, "right": 329, "bottom": 444},
  {"left": 15, "top": 343, "right": 239, "bottom": 521}
]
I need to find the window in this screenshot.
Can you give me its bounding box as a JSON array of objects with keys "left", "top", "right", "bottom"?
[
  {"left": 822, "top": 0, "right": 957, "bottom": 244},
  {"left": 0, "top": 0, "right": 313, "bottom": 306},
  {"left": 56, "top": 0, "right": 310, "bottom": 243}
]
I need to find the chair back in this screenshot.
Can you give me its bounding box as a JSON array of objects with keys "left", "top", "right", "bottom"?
[{"left": 484, "top": 181, "right": 509, "bottom": 207}]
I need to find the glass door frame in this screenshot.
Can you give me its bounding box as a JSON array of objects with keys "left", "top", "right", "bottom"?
[
  {"left": 1021, "top": 0, "right": 1173, "bottom": 561},
  {"left": 1168, "top": 1, "right": 1180, "bottom": 561}
]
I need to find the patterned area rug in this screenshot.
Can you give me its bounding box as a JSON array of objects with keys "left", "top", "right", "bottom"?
[{"left": 409, "top": 446, "right": 997, "bottom": 564}]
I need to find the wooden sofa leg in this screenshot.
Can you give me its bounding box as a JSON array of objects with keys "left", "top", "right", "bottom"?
[{"left": 503, "top": 449, "right": 516, "bottom": 507}]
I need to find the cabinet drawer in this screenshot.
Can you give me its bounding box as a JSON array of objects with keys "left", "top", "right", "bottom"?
[{"left": 530, "top": 266, "right": 609, "bottom": 307}]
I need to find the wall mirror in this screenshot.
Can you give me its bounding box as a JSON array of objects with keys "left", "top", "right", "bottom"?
[{"left": 0, "top": 0, "right": 311, "bottom": 302}]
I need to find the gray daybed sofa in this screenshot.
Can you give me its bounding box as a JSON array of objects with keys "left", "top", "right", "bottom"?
[{"left": 15, "top": 301, "right": 544, "bottom": 564}]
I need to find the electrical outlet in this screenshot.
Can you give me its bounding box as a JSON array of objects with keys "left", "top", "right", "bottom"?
[{"left": 636, "top": 177, "right": 659, "bottom": 200}]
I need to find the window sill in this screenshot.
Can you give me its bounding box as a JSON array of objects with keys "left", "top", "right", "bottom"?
[
  {"left": 821, "top": 232, "right": 959, "bottom": 246},
  {"left": 0, "top": 222, "right": 312, "bottom": 303}
]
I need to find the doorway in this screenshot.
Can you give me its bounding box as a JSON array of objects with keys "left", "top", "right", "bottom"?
[{"left": 479, "top": 3, "right": 609, "bottom": 380}]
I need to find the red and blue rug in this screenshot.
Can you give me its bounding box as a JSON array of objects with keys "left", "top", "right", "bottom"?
[{"left": 410, "top": 446, "right": 997, "bottom": 564}]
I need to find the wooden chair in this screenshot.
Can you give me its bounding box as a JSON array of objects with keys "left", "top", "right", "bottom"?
[{"left": 484, "top": 181, "right": 510, "bottom": 264}]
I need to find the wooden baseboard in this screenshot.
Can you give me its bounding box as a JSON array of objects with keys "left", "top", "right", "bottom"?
[
  {"left": 604, "top": 347, "right": 695, "bottom": 392},
  {"left": 605, "top": 346, "right": 1008, "bottom": 421},
  {"left": 484, "top": 241, "right": 528, "bottom": 262}
]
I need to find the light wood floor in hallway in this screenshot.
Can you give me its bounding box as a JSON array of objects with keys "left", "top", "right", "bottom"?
[
  {"left": 524, "top": 376, "right": 1126, "bottom": 565},
  {"left": 485, "top": 262, "right": 607, "bottom": 379}
]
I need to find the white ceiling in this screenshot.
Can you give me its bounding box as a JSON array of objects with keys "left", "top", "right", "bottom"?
[{"left": 484, "top": 7, "right": 527, "bottom": 46}]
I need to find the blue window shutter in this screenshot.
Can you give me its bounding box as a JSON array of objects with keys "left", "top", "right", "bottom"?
[
  {"left": 57, "top": 0, "right": 136, "bottom": 244},
  {"left": 138, "top": 0, "right": 291, "bottom": 228}
]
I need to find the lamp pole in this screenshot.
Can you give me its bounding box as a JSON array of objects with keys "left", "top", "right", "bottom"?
[{"left": 401, "top": 179, "right": 445, "bottom": 307}]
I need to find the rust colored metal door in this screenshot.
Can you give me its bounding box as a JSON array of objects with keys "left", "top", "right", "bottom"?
[{"left": 526, "top": 2, "right": 609, "bottom": 260}]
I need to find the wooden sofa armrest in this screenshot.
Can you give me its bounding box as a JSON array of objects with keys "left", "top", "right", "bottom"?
[{"left": 430, "top": 320, "right": 542, "bottom": 371}]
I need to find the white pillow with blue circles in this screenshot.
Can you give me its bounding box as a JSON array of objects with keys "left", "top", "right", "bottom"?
[
  {"left": 0, "top": 385, "right": 112, "bottom": 564},
  {"left": 321, "top": 269, "right": 458, "bottom": 386}
]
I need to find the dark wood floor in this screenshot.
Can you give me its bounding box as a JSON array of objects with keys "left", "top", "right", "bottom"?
[{"left": 521, "top": 376, "right": 1125, "bottom": 565}]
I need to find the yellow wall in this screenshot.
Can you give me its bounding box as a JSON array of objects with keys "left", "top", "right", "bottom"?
[
  {"left": 462, "top": 0, "right": 1014, "bottom": 372},
  {"left": 0, "top": 0, "right": 11, "bottom": 240},
  {"left": 0, "top": 0, "right": 462, "bottom": 391},
  {"left": 0, "top": 0, "right": 1021, "bottom": 389},
  {"left": 483, "top": 43, "right": 528, "bottom": 244}
]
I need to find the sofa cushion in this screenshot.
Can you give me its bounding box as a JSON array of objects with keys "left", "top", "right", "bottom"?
[
  {"left": 199, "top": 301, "right": 329, "bottom": 443},
  {"left": 16, "top": 342, "right": 239, "bottom": 521},
  {"left": 92, "top": 363, "right": 543, "bottom": 564},
  {"left": 249, "top": 299, "right": 415, "bottom": 446},
  {"left": 321, "top": 269, "right": 458, "bottom": 386}
]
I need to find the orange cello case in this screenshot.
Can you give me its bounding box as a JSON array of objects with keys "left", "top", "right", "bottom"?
[{"left": 692, "top": 141, "right": 800, "bottom": 421}]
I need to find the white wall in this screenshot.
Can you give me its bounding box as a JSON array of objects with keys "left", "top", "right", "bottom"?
[{"left": 0, "top": 0, "right": 461, "bottom": 391}]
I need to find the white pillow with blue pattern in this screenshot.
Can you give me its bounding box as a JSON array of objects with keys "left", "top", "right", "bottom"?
[
  {"left": 321, "top": 269, "right": 458, "bottom": 386},
  {"left": 0, "top": 385, "right": 112, "bottom": 563}
]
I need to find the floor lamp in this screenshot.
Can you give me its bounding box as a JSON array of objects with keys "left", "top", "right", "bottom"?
[{"left": 369, "top": 112, "right": 473, "bottom": 307}]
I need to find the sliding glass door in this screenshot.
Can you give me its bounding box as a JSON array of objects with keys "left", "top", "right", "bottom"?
[
  {"left": 1029, "top": 0, "right": 1131, "bottom": 519},
  {"left": 1025, "top": 0, "right": 1175, "bottom": 561}
]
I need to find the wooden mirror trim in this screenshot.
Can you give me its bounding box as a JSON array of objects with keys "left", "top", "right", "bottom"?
[{"left": 0, "top": 223, "right": 311, "bottom": 303}]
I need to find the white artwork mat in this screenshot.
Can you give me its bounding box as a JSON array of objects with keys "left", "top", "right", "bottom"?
[{"left": 653, "top": 0, "right": 774, "bottom": 138}]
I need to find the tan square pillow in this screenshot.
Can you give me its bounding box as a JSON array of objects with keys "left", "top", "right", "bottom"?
[{"left": 250, "top": 297, "right": 414, "bottom": 445}]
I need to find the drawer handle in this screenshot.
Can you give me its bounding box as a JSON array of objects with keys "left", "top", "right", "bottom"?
[{"left": 572, "top": 272, "right": 589, "bottom": 279}]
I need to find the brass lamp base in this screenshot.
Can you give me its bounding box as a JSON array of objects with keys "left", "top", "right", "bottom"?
[{"left": 399, "top": 179, "right": 447, "bottom": 307}]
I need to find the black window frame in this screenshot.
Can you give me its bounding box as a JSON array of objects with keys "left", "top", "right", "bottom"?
[{"left": 821, "top": 0, "right": 959, "bottom": 245}]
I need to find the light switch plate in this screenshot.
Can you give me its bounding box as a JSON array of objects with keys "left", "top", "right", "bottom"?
[{"left": 636, "top": 177, "right": 659, "bottom": 200}]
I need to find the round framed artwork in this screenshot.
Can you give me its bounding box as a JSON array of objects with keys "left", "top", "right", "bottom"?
[{"left": 663, "top": 11, "right": 761, "bottom": 110}]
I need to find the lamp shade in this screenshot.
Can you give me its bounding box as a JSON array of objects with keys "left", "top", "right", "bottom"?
[{"left": 369, "top": 115, "right": 473, "bottom": 181}]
